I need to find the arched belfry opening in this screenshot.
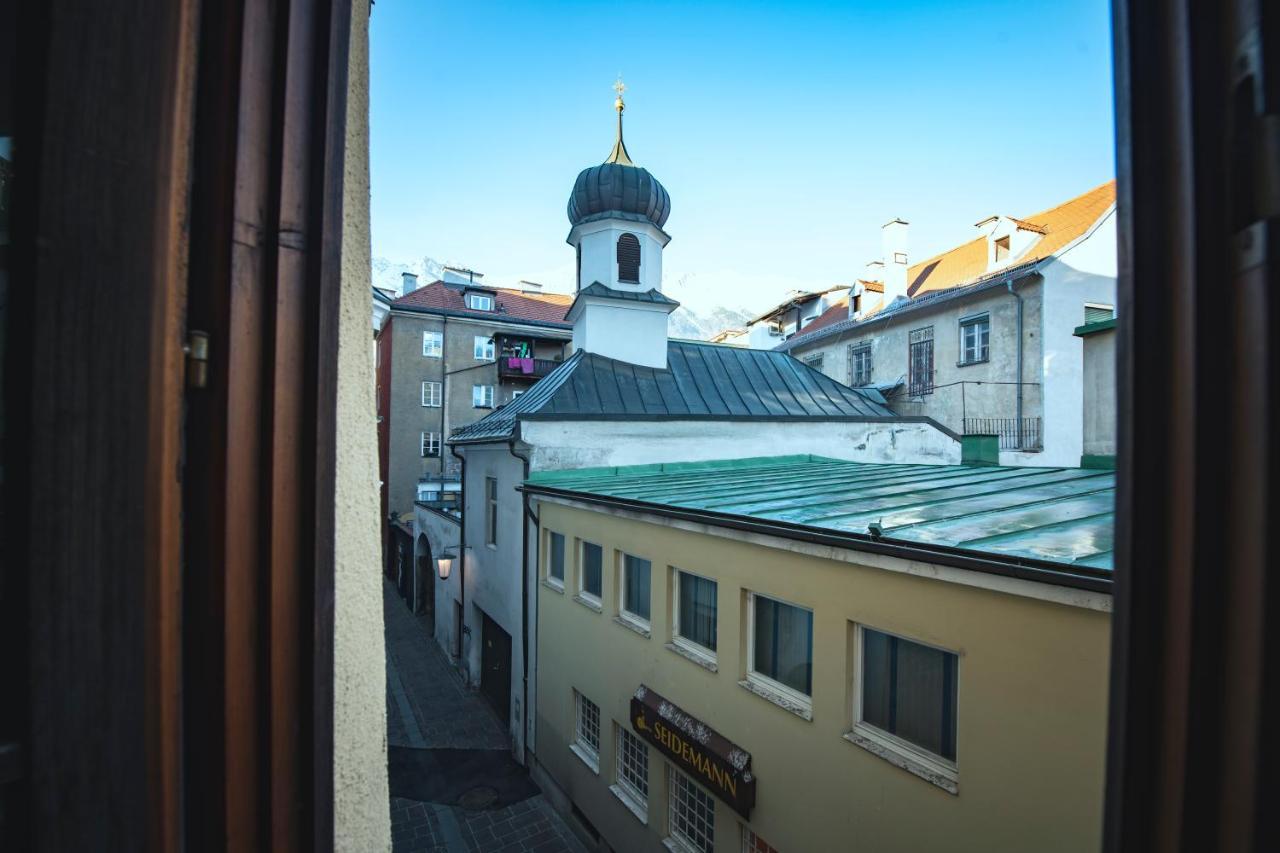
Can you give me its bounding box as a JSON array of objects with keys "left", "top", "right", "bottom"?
[{"left": 617, "top": 233, "right": 641, "bottom": 283}]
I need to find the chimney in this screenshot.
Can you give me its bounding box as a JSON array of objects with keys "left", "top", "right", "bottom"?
[
  {"left": 401, "top": 272, "right": 419, "bottom": 296},
  {"left": 881, "top": 219, "right": 909, "bottom": 303},
  {"left": 519, "top": 280, "right": 544, "bottom": 293}
]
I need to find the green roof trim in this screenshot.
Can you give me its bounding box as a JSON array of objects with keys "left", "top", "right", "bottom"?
[
  {"left": 1073, "top": 317, "right": 1117, "bottom": 337},
  {"left": 526, "top": 456, "right": 1116, "bottom": 582}
]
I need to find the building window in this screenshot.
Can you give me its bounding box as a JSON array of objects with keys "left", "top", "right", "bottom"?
[
  {"left": 572, "top": 691, "right": 601, "bottom": 772},
  {"left": 801, "top": 352, "right": 824, "bottom": 371},
  {"left": 617, "top": 233, "right": 641, "bottom": 282},
  {"left": 547, "top": 531, "right": 565, "bottom": 587},
  {"left": 742, "top": 828, "right": 779, "bottom": 853},
  {"left": 421, "top": 380, "right": 442, "bottom": 407},
  {"left": 849, "top": 343, "right": 872, "bottom": 386},
  {"left": 420, "top": 432, "right": 440, "bottom": 458},
  {"left": 511, "top": 389, "right": 525, "bottom": 400},
  {"left": 466, "top": 292, "right": 493, "bottom": 311},
  {"left": 619, "top": 553, "right": 651, "bottom": 626},
  {"left": 674, "top": 570, "right": 717, "bottom": 655},
  {"left": 749, "top": 593, "right": 813, "bottom": 698},
  {"left": 859, "top": 627, "right": 958, "bottom": 763},
  {"left": 1084, "top": 303, "right": 1115, "bottom": 323},
  {"left": 908, "top": 326, "right": 934, "bottom": 396},
  {"left": 484, "top": 477, "right": 497, "bottom": 546},
  {"left": 580, "top": 541, "right": 603, "bottom": 603},
  {"left": 473, "top": 335, "right": 495, "bottom": 360},
  {"left": 959, "top": 314, "right": 990, "bottom": 365},
  {"left": 994, "top": 235, "right": 1010, "bottom": 263},
  {"left": 668, "top": 767, "right": 715, "bottom": 853},
  {"left": 422, "top": 330, "right": 443, "bottom": 358},
  {"left": 614, "top": 725, "right": 649, "bottom": 814},
  {"left": 472, "top": 384, "right": 494, "bottom": 408}
]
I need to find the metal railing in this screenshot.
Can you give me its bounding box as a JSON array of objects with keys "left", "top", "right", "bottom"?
[
  {"left": 498, "top": 357, "right": 560, "bottom": 380},
  {"left": 963, "top": 417, "right": 1042, "bottom": 451}
]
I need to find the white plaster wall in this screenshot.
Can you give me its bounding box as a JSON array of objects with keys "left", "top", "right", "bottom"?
[
  {"left": 522, "top": 418, "right": 961, "bottom": 471},
  {"left": 570, "top": 218, "right": 666, "bottom": 293},
  {"left": 1025, "top": 208, "right": 1117, "bottom": 467},
  {"left": 572, "top": 300, "right": 670, "bottom": 368},
  {"left": 412, "top": 505, "right": 460, "bottom": 624},
  {"left": 333, "top": 4, "right": 391, "bottom": 848}
]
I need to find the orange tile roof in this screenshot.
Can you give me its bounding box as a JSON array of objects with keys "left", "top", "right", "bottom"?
[
  {"left": 908, "top": 180, "right": 1115, "bottom": 296},
  {"left": 856, "top": 279, "right": 885, "bottom": 293},
  {"left": 393, "top": 280, "right": 573, "bottom": 326}
]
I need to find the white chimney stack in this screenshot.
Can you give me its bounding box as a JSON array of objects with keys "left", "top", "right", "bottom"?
[
  {"left": 401, "top": 272, "right": 419, "bottom": 296},
  {"left": 881, "top": 219, "right": 909, "bottom": 303}
]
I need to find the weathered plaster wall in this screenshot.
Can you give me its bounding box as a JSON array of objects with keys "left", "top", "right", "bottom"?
[
  {"left": 522, "top": 418, "right": 961, "bottom": 471},
  {"left": 1080, "top": 328, "right": 1117, "bottom": 458},
  {"left": 532, "top": 500, "right": 1111, "bottom": 853},
  {"left": 412, "top": 504, "right": 461, "bottom": 637},
  {"left": 333, "top": 3, "right": 391, "bottom": 848}
]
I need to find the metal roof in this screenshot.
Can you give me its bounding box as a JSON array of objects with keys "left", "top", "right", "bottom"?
[
  {"left": 523, "top": 455, "right": 1115, "bottom": 583},
  {"left": 449, "top": 342, "right": 903, "bottom": 444}
]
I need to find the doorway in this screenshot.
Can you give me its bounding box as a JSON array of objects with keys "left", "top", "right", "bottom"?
[
  {"left": 414, "top": 534, "right": 435, "bottom": 631},
  {"left": 479, "top": 611, "right": 512, "bottom": 728}
]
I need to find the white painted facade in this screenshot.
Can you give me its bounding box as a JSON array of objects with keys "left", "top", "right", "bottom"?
[
  {"left": 567, "top": 217, "right": 669, "bottom": 295},
  {"left": 441, "top": 416, "right": 960, "bottom": 765},
  {"left": 567, "top": 296, "right": 674, "bottom": 369}
]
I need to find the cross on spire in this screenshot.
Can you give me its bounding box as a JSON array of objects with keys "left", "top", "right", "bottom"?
[{"left": 605, "top": 74, "right": 634, "bottom": 166}]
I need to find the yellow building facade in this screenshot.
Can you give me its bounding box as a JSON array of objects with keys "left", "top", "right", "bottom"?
[{"left": 527, "top": 459, "right": 1113, "bottom": 853}]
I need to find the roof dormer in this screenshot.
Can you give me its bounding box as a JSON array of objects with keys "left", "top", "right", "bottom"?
[{"left": 975, "top": 215, "right": 1046, "bottom": 272}]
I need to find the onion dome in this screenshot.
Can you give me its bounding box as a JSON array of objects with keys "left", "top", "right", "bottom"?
[{"left": 567, "top": 80, "right": 671, "bottom": 229}]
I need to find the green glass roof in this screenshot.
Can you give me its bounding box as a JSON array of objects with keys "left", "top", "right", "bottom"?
[{"left": 525, "top": 455, "right": 1115, "bottom": 573}]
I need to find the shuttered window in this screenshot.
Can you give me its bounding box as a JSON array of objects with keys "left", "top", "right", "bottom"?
[
  {"left": 617, "top": 233, "right": 641, "bottom": 282},
  {"left": 1085, "top": 303, "right": 1115, "bottom": 323}
]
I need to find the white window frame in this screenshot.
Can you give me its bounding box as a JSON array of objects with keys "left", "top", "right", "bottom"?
[
  {"left": 745, "top": 591, "right": 814, "bottom": 711},
  {"left": 617, "top": 551, "right": 652, "bottom": 631},
  {"left": 420, "top": 431, "right": 440, "bottom": 458},
  {"left": 666, "top": 766, "right": 715, "bottom": 853},
  {"left": 422, "top": 330, "right": 443, "bottom": 358},
  {"left": 484, "top": 477, "right": 497, "bottom": 547},
  {"left": 577, "top": 540, "right": 603, "bottom": 607},
  {"left": 671, "top": 569, "right": 717, "bottom": 666},
  {"left": 472, "top": 384, "right": 494, "bottom": 408},
  {"left": 801, "top": 352, "right": 824, "bottom": 371},
  {"left": 849, "top": 343, "right": 872, "bottom": 386},
  {"left": 473, "top": 335, "right": 495, "bottom": 361},
  {"left": 511, "top": 389, "right": 525, "bottom": 400},
  {"left": 849, "top": 623, "right": 960, "bottom": 789},
  {"left": 958, "top": 312, "right": 990, "bottom": 365},
  {"left": 571, "top": 690, "right": 600, "bottom": 773},
  {"left": 1084, "top": 302, "right": 1115, "bottom": 323},
  {"left": 610, "top": 724, "right": 649, "bottom": 823},
  {"left": 741, "top": 827, "right": 778, "bottom": 853},
  {"left": 466, "top": 293, "right": 493, "bottom": 311},
  {"left": 544, "top": 529, "right": 565, "bottom": 591},
  {"left": 421, "top": 380, "right": 441, "bottom": 407}
]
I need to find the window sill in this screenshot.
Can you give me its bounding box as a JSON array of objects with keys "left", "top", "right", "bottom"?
[
  {"left": 737, "top": 677, "right": 812, "bottom": 721},
  {"left": 613, "top": 615, "right": 651, "bottom": 639},
  {"left": 662, "top": 837, "right": 700, "bottom": 853},
  {"left": 843, "top": 726, "right": 958, "bottom": 795},
  {"left": 573, "top": 594, "right": 603, "bottom": 613},
  {"left": 666, "top": 641, "right": 718, "bottom": 673},
  {"left": 609, "top": 784, "right": 648, "bottom": 825},
  {"left": 541, "top": 578, "right": 565, "bottom": 594},
  {"left": 569, "top": 743, "right": 599, "bottom": 775},
  {"left": 472, "top": 405, "right": 493, "bottom": 410},
  {"left": 955, "top": 358, "right": 990, "bottom": 368}
]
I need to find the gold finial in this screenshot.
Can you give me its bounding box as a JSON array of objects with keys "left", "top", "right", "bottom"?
[{"left": 606, "top": 74, "right": 634, "bottom": 166}]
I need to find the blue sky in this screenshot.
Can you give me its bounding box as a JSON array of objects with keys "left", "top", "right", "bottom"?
[{"left": 370, "top": 0, "right": 1115, "bottom": 314}]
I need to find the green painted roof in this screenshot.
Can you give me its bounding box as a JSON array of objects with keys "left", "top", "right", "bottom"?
[{"left": 525, "top": 455, "right": 1115, "bottom": 576}]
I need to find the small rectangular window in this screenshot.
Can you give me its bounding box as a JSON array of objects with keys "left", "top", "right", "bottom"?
[
  {"left": 959, "top": 314, "right": 990, "bottom": 364},
  {"left": 742, "top": 828, "right": 779, "bottom": 853},
  {"left": 466, "top": 293, "right": 493, "bottom": 311},
  {"left": 484, "top": 477, "right": 497, "bottom": 546},
  {"left": 801, "top": 352, "right": 824, "bottom": 371},
  {"left": 908, "top": 326, "right": 935, "bottom": 396},
  {"left": 849, "top": 343, "right": 872, "bottom": 386},
  {"left": 749, "top": 593, "right": 813, "bottom": 697},
  {"left": 472, "top": 384, "right": 494, "bottom": 408},
  {"left": 422, "top": 330, "right": 443, "bottom": 358},
  {"left": 994, "top": 235, "right": 1010, "bottom": 262},
  {"left": 674, "top": 570, "right": 717, "bottom": 654},
  {"left": 620, "top": 553, "right": 651, "bottom": 624},
  {"left": 547, "top": 531, "right": 565, "bottom": 585},
  {"left": 420, "top": 431, "right": 440, "bottom": 458},
  {"left": 614, "top": 725, "right": 649, "bottom": 812},
  {"left": 580, "top": 542, "right": 603, "bottom": 601},
  {"left": 473, "top": 335, "right": 495, "bottom": 360},
  {"left": 421, "top": 380, "right": 442, "bottom": 407},
  {"left": 668, "top": 767, "right": 715, "bottom": 853},
  {"left": 1084, "top": 303, "right": 1115, "bottom": 323},
  {"left": 573, "top": 691, "right": 601, "bottom": 771},
  {"left": 860, "top": 627, "right": 958, "bottom": 763}
]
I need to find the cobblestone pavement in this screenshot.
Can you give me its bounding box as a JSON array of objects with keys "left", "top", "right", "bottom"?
[{"left": 385, "top": 581, "right": 585, "bottom": 853}]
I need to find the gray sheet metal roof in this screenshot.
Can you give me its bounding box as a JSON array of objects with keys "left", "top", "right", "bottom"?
[
  {"left": 524, "top": 455, "right": 1115, "bottom": 582},
  {"left": 449, "top": 342, "right": 901, "bottom": 444}
]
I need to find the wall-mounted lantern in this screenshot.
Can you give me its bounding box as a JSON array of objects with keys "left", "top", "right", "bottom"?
[{"left": 436, "top": 549, "right": 456, "bottom": 581}]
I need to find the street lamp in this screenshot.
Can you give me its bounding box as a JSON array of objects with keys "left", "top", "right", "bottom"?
[{"left": 436, "top": 549, "right": 456, "bottom": 581}]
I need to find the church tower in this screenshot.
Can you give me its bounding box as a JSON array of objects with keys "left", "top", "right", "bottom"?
[{"left": 564, "top": 79, "right": 678, "bottom": 368}]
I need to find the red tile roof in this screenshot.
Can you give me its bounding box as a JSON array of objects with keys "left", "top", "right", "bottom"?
[{"left": 393, "top": 280, "right": 573, "bottom": 326}]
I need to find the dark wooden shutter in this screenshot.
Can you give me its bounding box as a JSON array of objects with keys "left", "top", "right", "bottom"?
[{"left": 617, "top": 233, "right": 641, "bottom": 282}]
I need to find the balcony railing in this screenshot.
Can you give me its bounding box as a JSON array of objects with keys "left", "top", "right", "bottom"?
[
  {"left": 963, "top": 417, "right": 1042, "bottom": 451},
  {"left": 498, "top": 357, "right": 560, "bottom": 380}
]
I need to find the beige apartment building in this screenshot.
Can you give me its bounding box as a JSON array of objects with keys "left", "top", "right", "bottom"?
[{"left": 524, "top": 456, "right": 1113, "bottom": 852}]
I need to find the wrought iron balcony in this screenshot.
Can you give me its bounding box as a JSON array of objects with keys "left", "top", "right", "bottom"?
[
  {"left": 963, "top": 417, "right": 1043, "bottom": 451},
  {"left": 498, "top": 356, "right": 560, "bottom": 381}
]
